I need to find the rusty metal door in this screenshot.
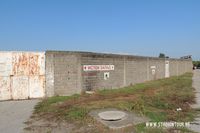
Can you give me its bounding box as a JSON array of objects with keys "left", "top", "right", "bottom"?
[
  {"left": 11, "top": 76, "right": 29, "bottom": 99},
  {"left": 0, "top": 52, "right": 45, "bottom": 101},
  {"left": 0, "top": 52, "right": 12, "bottom": 100},
  {"left": 28, "top": 52, "right": 45, "bottom": 98}
]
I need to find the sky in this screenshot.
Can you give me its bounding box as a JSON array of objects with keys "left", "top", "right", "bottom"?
[{"left": 0, "top": 0, "right": 199, "bottom": 60}]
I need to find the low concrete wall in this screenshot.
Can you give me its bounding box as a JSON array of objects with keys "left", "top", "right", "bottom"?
[{"left": 45, "top": 51, "right": 193, "bottom": 97}]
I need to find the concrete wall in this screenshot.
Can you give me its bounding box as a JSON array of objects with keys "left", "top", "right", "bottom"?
[
  {"left": 45, "top": 52, "right": 54, "bottom": 97},
  {"left": 45, "top": 52, "right": 82, "bottom": 96},
  {"left": 45, "top": 51, "right": 193, "bottom": 97}
]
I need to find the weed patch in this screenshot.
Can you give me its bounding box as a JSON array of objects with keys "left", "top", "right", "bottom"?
[{"left": 33, "top": 73, "right": 196, "bottom": 132}]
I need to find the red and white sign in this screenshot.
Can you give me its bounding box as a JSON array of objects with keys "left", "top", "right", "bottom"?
[{"left": 83, "top": 65, "right": 114, "bottom": 71}]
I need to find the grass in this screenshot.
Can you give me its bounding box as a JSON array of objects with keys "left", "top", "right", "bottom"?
[
  {"left": 34, "top": 73, "right": 196, "bottom": 132},
  {"left": 65, "top": 107, "right": 89, "bottom": 120},
  {"left": 34, "top": 94, "right": 80, "bottom": 113}
]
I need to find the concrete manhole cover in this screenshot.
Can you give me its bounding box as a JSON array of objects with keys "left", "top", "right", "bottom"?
[
  {"left": 98, "top": 111, "right": 126, "bottom": 121},
  {"left": 89, "top": 108, "right": 149, "bottom": 129}
]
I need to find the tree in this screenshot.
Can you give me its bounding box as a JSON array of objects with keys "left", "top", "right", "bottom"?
[
  {"left": 159, "top": 53, "right": 165, "bottom": 58},
  {"left": 193, "top": 61, "right": 200, "bottom": 67}
]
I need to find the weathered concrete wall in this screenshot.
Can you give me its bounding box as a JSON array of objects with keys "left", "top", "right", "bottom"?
[
  {"left": 169, "top": 59, "right": 178, "bottom": 76},
  {"left": 81, "top": 54, "right": 125, "bottom": 90},
  {"left": 125, "top": 57, "right": 148, "bottom": 86},
  {"left": 45, "top": 52, "right": 82, "bottom": 96},
  {"left": 45, "top": 51, "right": 193, "bottom": 97},
  {"left": 45, "top": 52, "right": 54, "bottom": 97},
  {"left": 148, "top": 58, "right": 165, "bottom": 80},
  {"left": 0, "top": 51, "right": 192, "bottom": 100}
]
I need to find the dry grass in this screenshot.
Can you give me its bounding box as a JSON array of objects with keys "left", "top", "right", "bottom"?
[{"left": 33, "top": 73, "right": 196, "bottom": 133}]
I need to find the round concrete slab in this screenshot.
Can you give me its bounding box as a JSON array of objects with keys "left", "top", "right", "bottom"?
[{"left": 98, "top": 111, "right": 126, "bottom": 121}]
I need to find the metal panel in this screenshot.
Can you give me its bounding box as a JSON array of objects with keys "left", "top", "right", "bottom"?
[
  {"left": 29, "top": 52, "right": 45, "bottom": 75},
  {"left": 28, "top": 52, "right": 45, "bottom": 98},
  {"left": 0, "top": 52, "right": 45, "bottom": 101},
  {"left": 0, "top": 52, "right": 12, "bottom": 100},
  {"left": 11, "top": 76, "right": 29, "bottom": 100},
  {"left": 38, "top": 52, "right": 45, "bottom": 75},
  {"left": 0, "top": 52, "right": 12, "bottom": 76},
  {"left": 0, "top": 76, "right": 11, "bottom": 100},
  {"left": 29, "top": 76, "right": 45, "bottom": 98},
  {"left": 12, "top": 52, "right": 29, "bottom": 76}
]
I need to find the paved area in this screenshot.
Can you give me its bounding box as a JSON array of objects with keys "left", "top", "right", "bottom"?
[
  {"left": 0, "top": 100, "right": 39, "bottom": 133},
  {"left": 192, "top": 70, "right": 200, "bottom": 109},
  {"left": 190, "top": 70, "right": 200, "bottom": 132}
]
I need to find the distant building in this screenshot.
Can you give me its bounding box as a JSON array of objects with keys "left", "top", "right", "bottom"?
[{"left": 180, "top": 55, "right": 192, "bottom": 59}]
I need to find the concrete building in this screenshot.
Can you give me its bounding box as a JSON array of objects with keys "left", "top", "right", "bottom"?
[
  {"left": 45, "top": 51, "right": 193, "bottom": 97},
  {"left": 0, "top": 51, "right": 193, "bottom": 100}
]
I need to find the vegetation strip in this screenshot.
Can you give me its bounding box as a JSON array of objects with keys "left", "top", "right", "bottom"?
[{"left": 34, "top": 73, "right": 198, "bottom": 132}]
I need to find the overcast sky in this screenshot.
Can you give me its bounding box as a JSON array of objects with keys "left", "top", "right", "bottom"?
[{"left": 0, "top": 0, "right": 199, "bottom": 60}]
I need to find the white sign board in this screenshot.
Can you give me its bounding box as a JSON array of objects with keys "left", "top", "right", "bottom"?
[
  {"left": 152, "top": 69, "right": 156, "bottom": 75},
  {"left": 83, "top": 65, "right": 114, "bottom": 71},
  {"left": 150, "top": 66, "right": 156, "bottom": 69},
  {"left": 104, "top": 72, "right": 110, "bottom": 80}
]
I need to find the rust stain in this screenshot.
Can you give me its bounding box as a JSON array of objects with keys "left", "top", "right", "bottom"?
[
  {"left": 1, "top": 52, "right": 45, "bottom": 101},
  {"left": 39, "top": 75, "right": 45, "bottom": 88},
  {"left": 82, "top": 72, "right": 97, "bottom": 76},
  {"left": 29, "top": 54, "right": 40, "bottom": 75},
  {"left": 12, "top": 53, "right": 29, "bottom": 75},
  {"left": 10, "top": 76, "right": 13, "bottom": 99}
]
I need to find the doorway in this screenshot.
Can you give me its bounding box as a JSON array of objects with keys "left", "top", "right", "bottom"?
[{"left": 165, "top": 61, "right": 170, "bottom": 78}]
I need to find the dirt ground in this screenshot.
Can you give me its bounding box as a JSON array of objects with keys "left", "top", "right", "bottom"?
[
  {"left": 24, "top": 72, "right": 196, "bottom": 133},
  {"left": 24, "top": 113, "right": 137, "bottom": 133}
]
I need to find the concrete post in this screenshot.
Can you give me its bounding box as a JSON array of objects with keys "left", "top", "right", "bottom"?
[
  {"left": 147, "top": 58, "right": 149, "bottom": 81},
  {"left": 123, "top": 57, "right": 126, "bottom": 86}
]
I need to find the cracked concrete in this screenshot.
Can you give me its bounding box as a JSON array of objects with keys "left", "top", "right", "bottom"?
[{"left": 0, "top": 100, "right": 39, "bottom": 133}]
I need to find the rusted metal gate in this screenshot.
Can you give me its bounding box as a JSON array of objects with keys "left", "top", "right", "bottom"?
[{"left": 0, "top": 52, "right": 45, "bottom": 101}]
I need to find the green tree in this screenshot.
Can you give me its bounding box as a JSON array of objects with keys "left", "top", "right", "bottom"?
[
  {"left": 193, "top": 61, "right": 200, "bottom": 67},
  {"left": 159, "top": 53, "right": 165, "bottom": 58}
]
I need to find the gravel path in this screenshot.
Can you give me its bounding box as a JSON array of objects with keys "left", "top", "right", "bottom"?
[
  {"left": 192, "top": 70, "right": 200, "bottom": 109},
  {"left": 190, "top": 70, "right": 200, "bottom": 132},
  {"left": 0, "top": 100, "right": 39, "bottom": 133}
]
